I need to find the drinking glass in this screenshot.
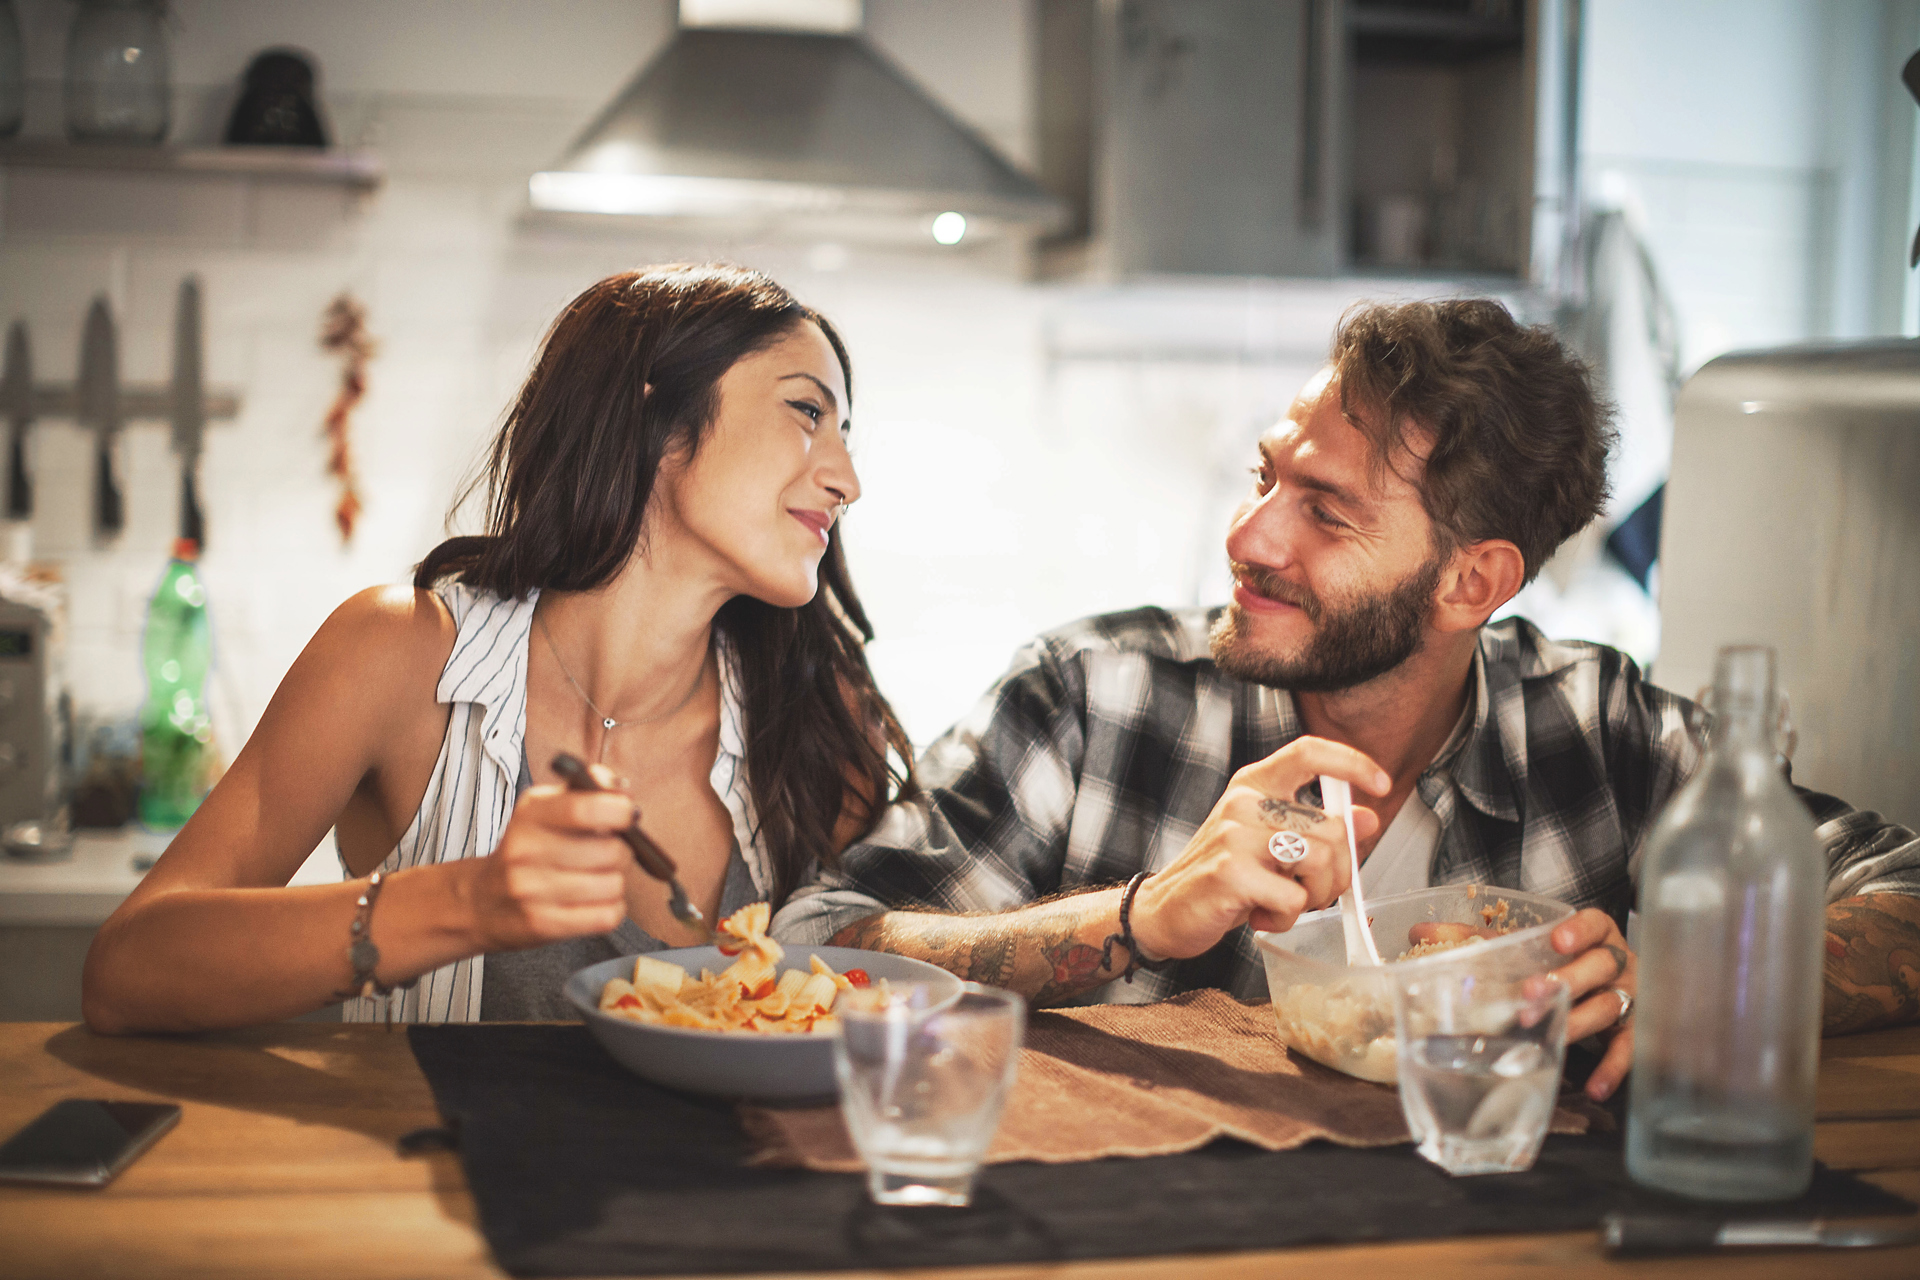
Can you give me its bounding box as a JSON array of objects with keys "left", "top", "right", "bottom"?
[
  {"left": 833, "top": 982, "right": 1023, "bottom": 1207},
  {"left": 1391, "top": 956, "right": 1570, "bottom": 1176}
]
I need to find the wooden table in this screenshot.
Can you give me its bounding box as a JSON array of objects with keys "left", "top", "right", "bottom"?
[{"left": 2, "top": 1020, "right": 1917, "bottom": 1280}]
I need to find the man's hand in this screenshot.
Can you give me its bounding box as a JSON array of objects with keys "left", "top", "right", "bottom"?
[
  {"left": 1130, "top": 737, "right": 1391, "bottom": 963},
  {"left": 1545, "top": 908, "right": 1637, "bottom": 1102}
]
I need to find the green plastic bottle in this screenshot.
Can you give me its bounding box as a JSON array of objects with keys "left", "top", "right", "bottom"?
[{"left": 137, "top": 538, "right": 213, "bottom": 829}]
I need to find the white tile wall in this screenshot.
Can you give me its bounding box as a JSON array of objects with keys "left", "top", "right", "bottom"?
[{"left": 0, "top": 0, "right": 1899, "bottom": 823}]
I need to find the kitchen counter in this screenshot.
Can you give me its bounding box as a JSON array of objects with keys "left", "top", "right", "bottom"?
[
  {"left": 0, "top": 830, "right": 342, "bottom": 1020},
  {"left": 0, "top": 829, "right": 343, "bottom": 927},
  {"left": 0, "top": 830, "right": 161, "bottom": 927},
  {"left": 2, "top": 1019, "right": 1917, "bottom": 1280}
]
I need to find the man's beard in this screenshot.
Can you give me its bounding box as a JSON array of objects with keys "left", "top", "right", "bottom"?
[{"left": 1209, "top": 556, "right": 1443, "bottom": 692}]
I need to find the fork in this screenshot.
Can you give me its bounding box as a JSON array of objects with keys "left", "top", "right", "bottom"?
[{"left": 549, "top": 752, "right": 718, "bottom": 944}]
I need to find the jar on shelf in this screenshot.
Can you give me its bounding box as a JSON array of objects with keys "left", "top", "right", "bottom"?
[{"left": 65, "top": 0, "right": 171, "bottom": 145}]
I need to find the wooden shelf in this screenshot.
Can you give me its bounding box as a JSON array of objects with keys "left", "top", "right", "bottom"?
[{"left": 0, "top": 141, "right": 383, "bottom": 190}]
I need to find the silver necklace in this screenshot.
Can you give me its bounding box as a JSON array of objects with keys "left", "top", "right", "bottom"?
[{"left": 536, "top": 610, "right": 707, "bottom": 762}]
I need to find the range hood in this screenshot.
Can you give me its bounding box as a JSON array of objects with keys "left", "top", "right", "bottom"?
[{"left": 529, "top": 16, "right": 1066, "bottom": 244}]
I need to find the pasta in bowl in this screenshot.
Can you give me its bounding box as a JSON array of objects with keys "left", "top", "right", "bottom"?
[{"left": 563, "top": 906, "right": 964, "bottom": 1099}]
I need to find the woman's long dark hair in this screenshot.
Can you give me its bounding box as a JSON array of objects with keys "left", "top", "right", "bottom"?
[{"left": 416, "top": 264, "right": 914, "bottom": 907}]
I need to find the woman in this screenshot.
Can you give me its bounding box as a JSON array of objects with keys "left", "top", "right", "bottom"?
[{"left": 82, "top": 264, "right": 913, "bottom": 1030}]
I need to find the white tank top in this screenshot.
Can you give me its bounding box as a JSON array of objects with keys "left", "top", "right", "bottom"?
[{"left": 343, "top": 582, "right": 767, "bottom": 1023}]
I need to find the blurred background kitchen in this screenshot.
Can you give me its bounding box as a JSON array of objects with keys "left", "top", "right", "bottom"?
[{"left": 2, "top": 0, "right": 1917, "bottom": 1018}]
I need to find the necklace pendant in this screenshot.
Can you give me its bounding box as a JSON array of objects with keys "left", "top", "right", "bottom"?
[{"left": 603, "top": 717, "right": 617, "bottom": 731}]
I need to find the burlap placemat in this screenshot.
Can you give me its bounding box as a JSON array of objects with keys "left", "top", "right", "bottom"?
[{"left": 742, "top": 988, "right": 1606, "bottom": 1171}]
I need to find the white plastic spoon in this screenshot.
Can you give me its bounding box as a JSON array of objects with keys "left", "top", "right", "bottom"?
[{"left": 1320, "top": 775, "right": 1383, "bottom": 967}]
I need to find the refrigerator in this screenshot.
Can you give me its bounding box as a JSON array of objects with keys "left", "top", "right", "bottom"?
[{"left": 1657, "top": 338, "right": 1920, "bottom": 832}]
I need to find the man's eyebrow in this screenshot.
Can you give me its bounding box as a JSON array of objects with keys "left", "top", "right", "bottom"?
[
  {"left": 1261, "top": 438, "right": 1370, "bottom": 510},
  {"left": 779, "top": 372, "right": 840, "bottom": 414},
  {"left": 1296, "top": 473, "right": 1370, "bottom": 509}
]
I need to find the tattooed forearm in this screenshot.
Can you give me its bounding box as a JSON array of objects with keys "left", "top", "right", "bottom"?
[
  {"left": 827, "top": 889, "right": 1132, "bottom": 1006},
  {"left": 1822, "top": 893, "right": 1920, "bottom": 1036}
]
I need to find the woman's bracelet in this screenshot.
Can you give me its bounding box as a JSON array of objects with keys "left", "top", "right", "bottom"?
[
  {"left": 331, "top": 870, "right": 418, "bottom": 1003},
  {"left": 1099, "top": 871, "right": 1176, "bottom": 984}
]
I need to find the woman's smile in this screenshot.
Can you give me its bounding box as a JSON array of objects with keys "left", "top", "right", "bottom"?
[{"left": 789, "top": 507, "right": 835, "bottom": 547}]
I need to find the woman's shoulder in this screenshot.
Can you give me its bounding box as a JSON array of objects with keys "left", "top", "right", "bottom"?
[{"left": 302, "top": 585, "right": 462, "bottom": 695}]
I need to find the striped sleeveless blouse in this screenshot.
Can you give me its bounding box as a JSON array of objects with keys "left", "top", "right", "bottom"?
[{"left": 343, "top": 582, "right": 769, "bottom": 1023}]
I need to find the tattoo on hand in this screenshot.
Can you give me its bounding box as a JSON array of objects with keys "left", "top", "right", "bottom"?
[
  {"left": 1605, "top": 944, "right": 1630, "bottom": 984},
  {"left": 1257, "top": 796, "right": 1327, "bottom": 832},
  {"left": 1822, "top": 895, "right": 1920, "bottom": 1036}
]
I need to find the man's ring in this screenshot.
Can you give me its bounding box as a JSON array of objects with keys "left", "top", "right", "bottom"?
[
  {"left": 1611, "top": 987, "right": 1634, "bottom": 1023},
  {"left": 1267, "top": 831, "right": 1311, "bottom": 865}
]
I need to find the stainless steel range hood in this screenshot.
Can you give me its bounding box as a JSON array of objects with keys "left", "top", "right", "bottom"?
[{"left": 529, "top": 20, "right": 1066, "bottom": 244}]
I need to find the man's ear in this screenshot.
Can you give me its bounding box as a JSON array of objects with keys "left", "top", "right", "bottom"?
[{"left": 1432, "top": 539, "right": 1526, "bottom": 633}]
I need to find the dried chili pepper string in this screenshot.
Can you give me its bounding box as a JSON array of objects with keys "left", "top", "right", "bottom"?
[{"left": 319, "top": 294, "right": 375, "bottom": 543}]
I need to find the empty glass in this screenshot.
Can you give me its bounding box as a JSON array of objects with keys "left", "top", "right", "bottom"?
[
  {"left": 833, "top": 983, "right": 1023, "bottom": 1207},
  {"left": 1391, "top": 957, "right": 1570, "bottom": 1176}
]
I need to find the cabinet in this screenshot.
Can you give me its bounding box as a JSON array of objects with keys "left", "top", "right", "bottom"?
[
  {"left": 1346, "top": 0, "right": 1534, "bottom": 277},
  {"left": 1037, "top": 0, "right": 1577, "bottom": 284}
]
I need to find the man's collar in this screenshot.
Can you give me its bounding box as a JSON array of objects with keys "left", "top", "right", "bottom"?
[
  {"left": 1262, "top": 628, "right": 1521, "bottom": 823},
  {"left": 1442, "top": 638, "right": 1520, "bottom": 821}
]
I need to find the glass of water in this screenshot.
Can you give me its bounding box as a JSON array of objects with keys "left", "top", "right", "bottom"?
[
  {"left": 833, "top": 982, "right": 1024, "bottom": 1207},
  {"left": 1391, "top": 956, "right": 1570, "bottom": 1176}
]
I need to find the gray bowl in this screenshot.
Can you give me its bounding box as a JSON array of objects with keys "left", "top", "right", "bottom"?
[{"left": 564, "top": 944, "right": 963, "bottom": 1100}]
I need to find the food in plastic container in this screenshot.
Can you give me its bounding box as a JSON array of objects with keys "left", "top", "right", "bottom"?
[{"left": 1255, "top": 885, "right": 1576, "bottom": 1084}]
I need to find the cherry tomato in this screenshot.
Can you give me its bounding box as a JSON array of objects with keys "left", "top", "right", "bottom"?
[
  {"left": 844, "top": 969, "right": 871, "bottom": 988},
  {"left": 744, "top": 978, "right": 775, "bottom": 1000},
  {"left": 613, "top": 994, "right": 643, "bottom": 1011},
  {"left": 717, "top": 941, "right": 744, "bottom": 956}
]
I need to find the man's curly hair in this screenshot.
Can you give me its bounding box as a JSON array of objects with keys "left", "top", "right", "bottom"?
[{"left": 1330, "top": 298, "right": 1615, "bottom": 583}]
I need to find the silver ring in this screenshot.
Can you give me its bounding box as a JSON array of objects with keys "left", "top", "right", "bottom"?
[
  {"left": 1611, "top": 987, "right": 1633, "bottom": 1024},
  {"left": 1267, "top": 830, "right": 1311, "bottom": 865}
]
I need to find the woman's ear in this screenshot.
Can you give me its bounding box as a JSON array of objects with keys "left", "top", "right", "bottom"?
[{"left": 1432, "top": 539, "right": 1526, "bottom": 633}]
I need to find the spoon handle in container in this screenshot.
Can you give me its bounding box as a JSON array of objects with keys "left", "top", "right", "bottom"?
[{"left": 1320, "top": 776, "right": 1382, "bottom": 966}]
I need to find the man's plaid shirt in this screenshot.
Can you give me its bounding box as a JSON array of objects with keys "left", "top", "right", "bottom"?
[{"left": 773, "top": 607, "right": 1920, "bottom": 1003}]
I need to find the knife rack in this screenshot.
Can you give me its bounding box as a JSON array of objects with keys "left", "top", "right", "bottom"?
[{"left": 24, "top": 386, "right": 241, "bottom": 423}]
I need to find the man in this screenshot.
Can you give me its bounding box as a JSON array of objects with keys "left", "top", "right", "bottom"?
[{"left": 772, "top": 299, "right": 1920, "bottom": 1105}]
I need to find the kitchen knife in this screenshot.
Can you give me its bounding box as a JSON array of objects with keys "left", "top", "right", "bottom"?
[
  {"left": 1, "top": 321, "right": 30, "bottom": 520},
  {"left": 1603, "top": 1213, "right": 1920, "bottom": 1256},
  {"left": 171, "top": 277, "right": 206, "bottom": 548},
  {"left": 1906, "top": 53, "right": 1920, "bottom": 267},
  {"left": 77, "top": 296, "right": 124, "bottom": 538}
]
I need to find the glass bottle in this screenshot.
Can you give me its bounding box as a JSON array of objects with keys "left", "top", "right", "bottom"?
[
  {"left": 65, "top": 0, "right": 170, "bottom": 145},
  {"left": 0, "top": 0, "right": 25, "bottom": 139},
  {"left": 137, "top": 538, "right": 212, "bottom": 830},
  {"left": 1626, "top": 645, "right": 1826, "bottom": 1200}
]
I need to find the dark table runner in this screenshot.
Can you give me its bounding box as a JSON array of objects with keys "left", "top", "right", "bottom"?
[{"left": 408, "top": 1025, "right": 1911, "bottom": 1278}]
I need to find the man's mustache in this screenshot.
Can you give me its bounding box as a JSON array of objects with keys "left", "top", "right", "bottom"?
[{"left": 1229, "top": 561, "right": 1322, "bottom": 622}]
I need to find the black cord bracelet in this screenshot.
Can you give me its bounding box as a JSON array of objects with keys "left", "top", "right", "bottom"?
[{"left": 1099, "top": 871, "right": 1176, "bottom": 984}]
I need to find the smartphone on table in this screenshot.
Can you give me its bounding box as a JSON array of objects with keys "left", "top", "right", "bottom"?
[{"left": 0, "top": 1100, "right": 181, "bottom": 1187}]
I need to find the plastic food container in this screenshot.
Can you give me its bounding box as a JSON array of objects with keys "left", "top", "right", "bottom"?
[{"left": 1254, "top": 885, "right": 1577, "bottom": 1084}]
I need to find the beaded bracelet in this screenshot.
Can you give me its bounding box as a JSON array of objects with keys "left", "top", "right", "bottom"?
[
  {"left": 332, "top": 870, "right": 418, "bottom": 1004},
  {"left": 1099, "top": 871, "right": 1177, "bottom": 984}
]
